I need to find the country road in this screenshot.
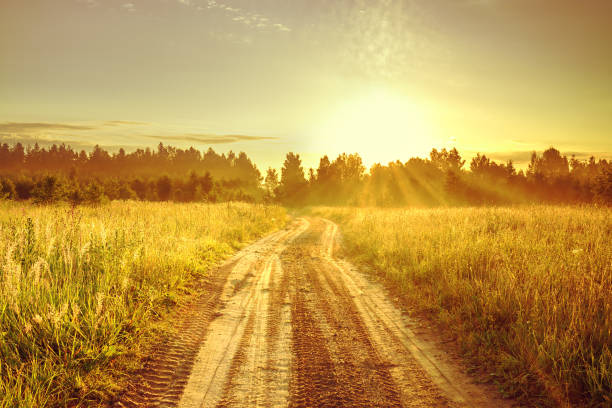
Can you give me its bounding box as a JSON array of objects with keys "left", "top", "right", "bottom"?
[{"left": 115, "top": 218, "right": 511, "bottom": 408}]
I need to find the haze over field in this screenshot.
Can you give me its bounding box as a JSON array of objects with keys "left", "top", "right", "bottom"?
[{"left": 2, "top": 0, "right": 612, "bottom": 169}]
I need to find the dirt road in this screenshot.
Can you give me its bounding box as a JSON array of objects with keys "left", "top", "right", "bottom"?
[{"left": 115, "top": 218, "right": 511, "bottom": 408}]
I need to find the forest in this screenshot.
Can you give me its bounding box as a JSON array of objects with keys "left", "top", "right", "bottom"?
[{"left": 0, "top": 142, "right": 610, "bottom": 206}]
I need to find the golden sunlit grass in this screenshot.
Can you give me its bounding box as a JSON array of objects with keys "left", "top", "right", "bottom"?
[
  {"left": 0, "top": 201, "right": 286, "bottom": 407},
  {"left": 313, "top": 205, "right": 611, "bottom": 406}
]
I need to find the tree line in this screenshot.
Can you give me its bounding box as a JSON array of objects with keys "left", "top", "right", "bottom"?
[
  {"left": 0, "top": 142, "right": 262, "bottom": 204},
  {"left": 0, "top": 142, "right": 261, "bottom": 183},
  {"left": 269, "top": 147, "right": 611, "bottom": 206},
  {"left": 0, "top": 142, "right": 610, "bottom": 205}
]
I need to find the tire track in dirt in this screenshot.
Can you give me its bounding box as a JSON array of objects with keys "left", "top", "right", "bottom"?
[
  {"left": 263, "top": 254, "right": 292, "bottom": 406},
  {"left": 285, "top": 254, "right": 340, "bottom": 407},
  {"left": 113, "top": 256, "right": 242, "bottom": 408},
  {"left": 178, "top": 218, "right": 309, "bottom": 408},
  {"left": 319, "top": 218, "right": 514, "bottom": 408},
  {"left": 119, "top": 217, "right": 514, "bottom": 407},
  {"left": 114, "top": 222, "right": 305, "bottom": 408},
  {"left": 284, "top": 222, "right": 405, "bottom": 407},
  {"left": 216, "top": 256, "right": 282, "bottom": 407}
]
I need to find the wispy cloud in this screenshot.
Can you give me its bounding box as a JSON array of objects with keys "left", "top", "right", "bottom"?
[
  {"left": 0, "top": 133, "right": 130, "bottom": 152},
  {"left": 76, "top": 0, "right": 290, "bottom": 33},
  {"left": 104, "top": 120, "right": 149, "bottom": 126},
  {"left": 1, "top": 130, "right": 279, "bottom": 152},
  {"left": 76, "top": 0, "right": 99, "bottom": 8},
  {"left": 272, "top": 23, "right": 291, "bottom": 32},
  {"left": 0, "top": 121, "right": 148, "bottom": 133},
  {"left": 193, "top": 0, "right": 291, "bottom": 33},
  {"left": 0, "top": 121, "right": 279, "bottom": 152},
  {"left": 146, "top": 133, "right": 278, "bottom": 144},
  {"left": 121, "top": 2, "right": 136, "bottom": 12},
  {"left": 0, "top": 122, "right": 98, "bottom": 133},
  {"left": 0, "top": 133, "right": 107, "bottom": 151}
]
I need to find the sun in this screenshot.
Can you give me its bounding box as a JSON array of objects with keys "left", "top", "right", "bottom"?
[{"left": 313, "top": 88, "right": 434, "bottom": 165}]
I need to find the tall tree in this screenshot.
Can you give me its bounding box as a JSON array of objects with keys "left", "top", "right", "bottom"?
[
  {"left": 279, "top": 152, "right": 307, "bottom": 205},
  {"left": 264, "top": 168, "right": 279, "bottom": 199}
]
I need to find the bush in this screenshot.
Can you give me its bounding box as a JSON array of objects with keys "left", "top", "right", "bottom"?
[
  {"left": 14, "top": 177, "right": 35, "bottom": 200},
  {"left": 31, "top": 175, "right": 64, "bottom": 204},
  {"left": 156, "top": 176, "right": 172, "bottom": 201},
  {"left": 0, "top": 178, "right": 16, "bottom": 199}
]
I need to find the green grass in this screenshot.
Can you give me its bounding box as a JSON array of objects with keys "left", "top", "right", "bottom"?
[
  {"left": 0, "top": 201, "right": 286, "bottom": 407},
  {"left": 312, "top": 205, "right": 611, "bottom": 407}
]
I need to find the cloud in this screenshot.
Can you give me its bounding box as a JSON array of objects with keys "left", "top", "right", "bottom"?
[
  {"left": 0, "top": 122, "right": 98, "bottom": 133},
  {"left": 0, "top": 121, "right": 279, "bottom": 153},
  {"left": 273, "top": 23, "right": 291, "bottom": 32},
  {"left": 0, "top": 131, "right": 278, "bottom": 153},
  {"left": 0, "top": 131, "right": 279, "bottom": 153},
  {"left": 77, "top": 0, "right": 99, "bottom": 8},
  {"left": 199, "top": 0, "right": 291, "bottom": 33},
  {"left": 0, "top": 121, "right": 149, "bottom": 133},
  {"left": 145, "top": 133, "right": 278, "bottom": 144},
  {"left": 104, "top": 120, "right": 149, "bottom": 126},
  {"left": 0, "top": 133, "right": 131, "bottom": 152},
  {"left": 121, "top": 2, "right": 135, "bottom": 12}
]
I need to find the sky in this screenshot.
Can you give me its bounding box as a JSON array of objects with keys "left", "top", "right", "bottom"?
[{"left": 1, "top": 0, "right": 611, "bottom": 171}]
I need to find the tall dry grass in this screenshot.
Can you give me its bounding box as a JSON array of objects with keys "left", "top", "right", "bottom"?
[
  {"left": 313, "top": 206, "right": 611, "bottom": 406},
  {"left": 0, "top": 201, "right": 286, "bottom": 407}
]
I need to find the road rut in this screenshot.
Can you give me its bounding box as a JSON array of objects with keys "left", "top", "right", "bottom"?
[{"left": 115, "top": 217, "right": 512, "bottom": 408}]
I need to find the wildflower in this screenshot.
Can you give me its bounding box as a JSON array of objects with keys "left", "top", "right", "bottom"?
[
  {"left": 24, "top": 322, "right": 32, "bottom": 335},
  {"left": 33, "top": 314, "right": 43, "bottom": 324}
]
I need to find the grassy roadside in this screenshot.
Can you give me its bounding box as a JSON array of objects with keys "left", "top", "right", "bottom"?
[
  {"left": 311, "top": 206, "right": 611, "bottom": 407},
  {"left": 0, "top": 201, "right": 286, "bottom": 407}
]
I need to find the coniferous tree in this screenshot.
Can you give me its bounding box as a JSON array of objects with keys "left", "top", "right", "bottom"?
[
  {"left": 279, "top": 152, "right": 307, "bottom": 205},
  {"left": 264, "top": 168, "right": 279, "bottom": 201}
]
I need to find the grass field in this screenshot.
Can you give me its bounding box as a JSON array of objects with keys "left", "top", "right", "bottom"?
[
  {"left": 312, "top": 206, "right": 611, "bottom": 406},
  {"left": 0, "top": 201, "right": 286, "bottom": 407}
]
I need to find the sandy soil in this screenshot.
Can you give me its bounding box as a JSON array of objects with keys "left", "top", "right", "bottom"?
[{"left": 114, "top": 217, "right": 514, "bottom": 408}]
